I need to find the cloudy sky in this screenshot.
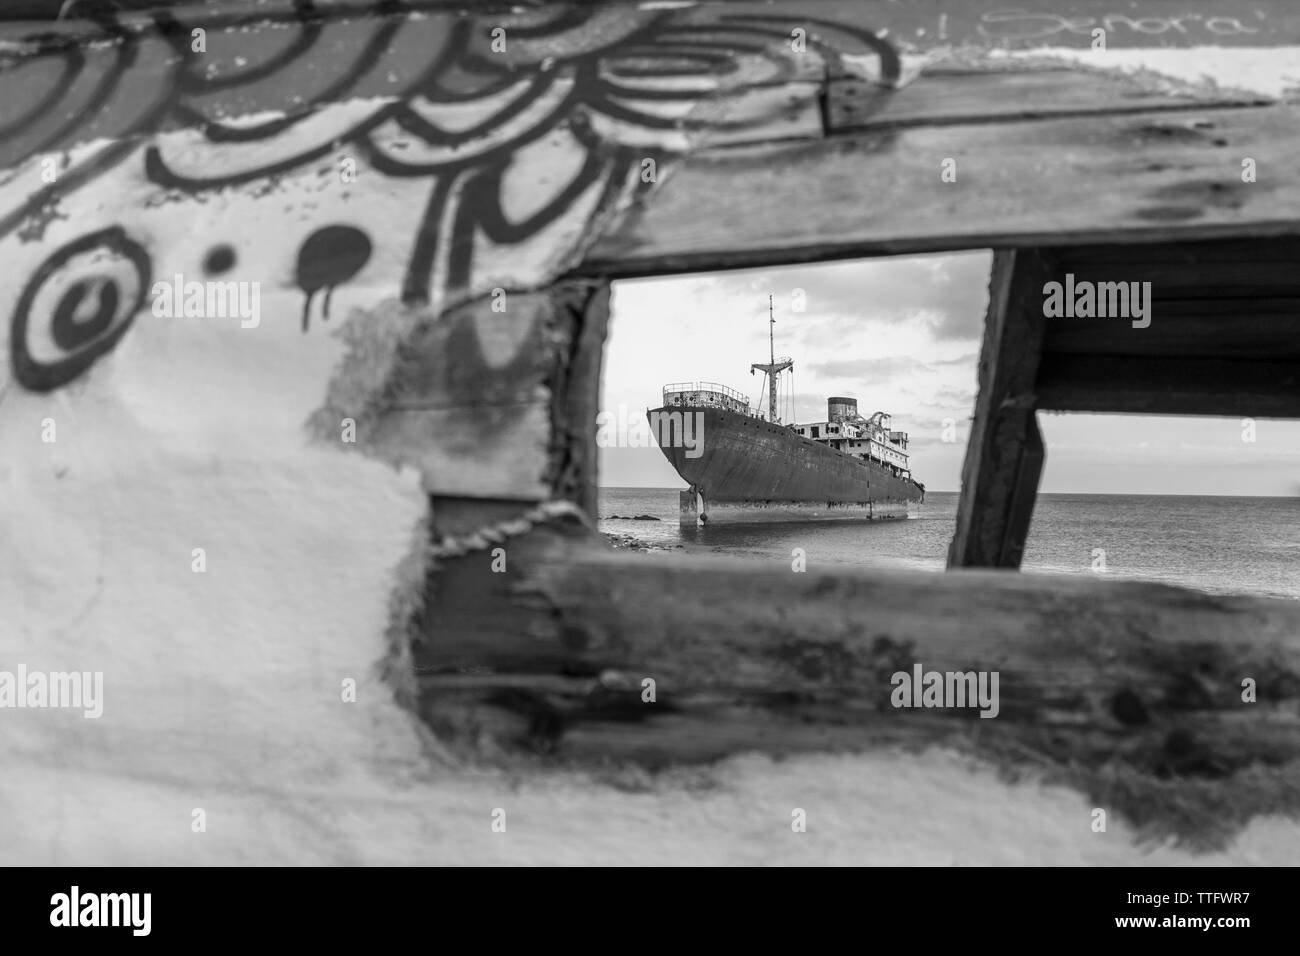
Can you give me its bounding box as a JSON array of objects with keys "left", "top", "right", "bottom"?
[{"left": 599, "top": 252, "right": 1300, "bottom": 496}]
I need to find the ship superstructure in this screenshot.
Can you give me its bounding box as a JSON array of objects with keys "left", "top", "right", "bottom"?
[{"left": 792, "top": 400, "right": 912, "bottom": 480}]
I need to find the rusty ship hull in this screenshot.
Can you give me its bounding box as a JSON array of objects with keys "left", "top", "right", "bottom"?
[{"left": 650, "top": 405, "right": 924, "bottom": 525}]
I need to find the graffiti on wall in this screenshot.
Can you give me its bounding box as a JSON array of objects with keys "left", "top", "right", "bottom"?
[{"left": 0, "top": 2, "right": 901, "bottom": 391}]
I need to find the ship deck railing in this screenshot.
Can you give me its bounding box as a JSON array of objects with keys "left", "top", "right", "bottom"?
[{"left": 661, "top": 382, "right": 758, "bottom": 416}]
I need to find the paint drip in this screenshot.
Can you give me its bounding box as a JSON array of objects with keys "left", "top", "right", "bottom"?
[{"left": 295, "top": 225, "right": 373, "bottom": 332}]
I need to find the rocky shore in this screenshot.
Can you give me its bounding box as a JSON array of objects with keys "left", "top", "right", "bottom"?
[{"left": 603, "top": 532, "right": 682, "bottom": 552}]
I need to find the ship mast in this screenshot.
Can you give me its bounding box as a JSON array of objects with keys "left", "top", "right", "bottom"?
[
  {"left": 750, "top": 293, "right": 794, "bottom": 423},
  {"left": 759, "top": 291, "right": 769, "bottom": 366}
]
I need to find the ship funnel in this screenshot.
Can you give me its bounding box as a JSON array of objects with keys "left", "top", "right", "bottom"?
[{"left": 828, "top": 396, "right": 857, "bottom": 422}]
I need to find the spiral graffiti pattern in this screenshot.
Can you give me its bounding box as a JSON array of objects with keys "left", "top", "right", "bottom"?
[{"left": 10, "top": 228, "right": 151, "bottom": 392}]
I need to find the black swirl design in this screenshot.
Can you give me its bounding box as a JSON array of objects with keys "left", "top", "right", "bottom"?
[{"left": 10, "top": 228, "right": 151, "bottom": 392}]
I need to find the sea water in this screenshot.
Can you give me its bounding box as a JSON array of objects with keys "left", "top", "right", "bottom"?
[{"left": 599, "top": 489, "right": 1300, "bottom": 600}]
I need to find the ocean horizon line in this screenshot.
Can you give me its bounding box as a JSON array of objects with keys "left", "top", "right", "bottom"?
[{"left": 599, "top": 487, "right": 1300, "bottom": 499}]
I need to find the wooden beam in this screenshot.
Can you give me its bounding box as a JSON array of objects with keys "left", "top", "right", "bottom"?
[
  {"left": 584, "top": 105, "right": 1300, "bottom": 277},
  {"left": 1054, "top": 236, "right": 1300, "bottom": 291},
  {"left": 948, "top": 250, "right": 1053, "bottom": 569},
  {"left": 1036, "top": 355, "right": 1300, "bottom": 417},
  {"left": 11, "top": 1, "right": 1300, "bottom": 52},
  {"left": 420, "top": 524, "right": 1300, "bottom": 847},
  {"left": 826, "top": 68, "right": 1267, "bottom": 135},
  {"left": 1040, "top": 237, "right": 1300, "bottom": 360},
  {"left": 544, "top": 280, "right": 610, "bottom": 519},
  {"left": 1041, "top": 300, "right": 1300, "bottom": 360}
]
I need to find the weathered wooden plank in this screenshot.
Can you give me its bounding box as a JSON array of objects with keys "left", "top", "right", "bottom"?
[
  {"left": 1054, "top": 237, "right": 1300, "bottom": 294},
  {"left": 9, "top": 1, "right": 1297, "bottom": 53},
  {"left": 1057, "top": 235, "right": 1300, "bottom": 268},
  {"left": 584, "top": 105, "right": 1300, "bottom": 276},
  {"left": 827, "top": 68, "right": 1268, "bottom": 134},
  {"left": 1042, "top": 301, "right": 1300, "bottom": 359},
  {"left": 418, "top": 524, "right": 1300, "bottom": 846},
  {"left": 1039, "top": 237, "right": 1300, "bottom": 358},
  {"left": 948, "top": 250, "right": 1053, "bottom": 569},
  {"left": 1036, "top": 355, "right": 1300, "bottom": 416},
  {"left": 710, "top": 1, "right": 1300, "bottom": 51}
]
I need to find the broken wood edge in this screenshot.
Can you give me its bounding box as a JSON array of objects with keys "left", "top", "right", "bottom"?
[
  {"left": 303, "top": 281, "right": 608, "bottom": 765},
  {"left": 304, "top": 282, "right": 609, "bottom": 502},
  {"left": 417, "top": 523, "right": 1300, "bottom": 850},
  {"left": 366, "top": 278, "right": 608, "bottom": 764},
  {"left": 543, "top": 280, "right": 611, "bottom": 519}
]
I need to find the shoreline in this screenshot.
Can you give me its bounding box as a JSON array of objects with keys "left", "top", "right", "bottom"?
[{"left": 602, "top": 531, "right": 681, "bottom": 552}]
